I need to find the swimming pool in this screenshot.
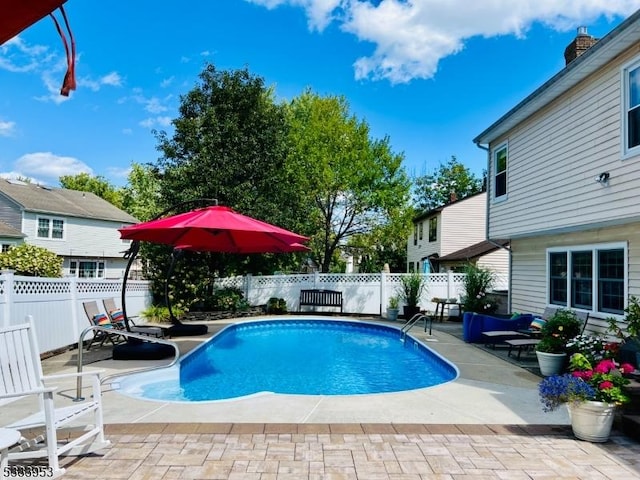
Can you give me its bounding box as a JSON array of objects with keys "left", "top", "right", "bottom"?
[{"left": 116, "top": 318, "right": 459, "bottom": 402}]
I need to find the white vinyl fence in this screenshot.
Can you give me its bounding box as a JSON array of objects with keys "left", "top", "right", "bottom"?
[
  {"left": 0, "top": 270, "right": 152, "bottom": 354},
  {"left": 1, "top": 270, "right": 507, "bottom": 355},
  {"left": 217, "top": 272, "right": 508, "bottom": 317}
]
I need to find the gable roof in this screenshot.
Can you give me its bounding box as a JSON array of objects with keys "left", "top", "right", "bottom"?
[
  {"left": 474, "top": 9, "right": 640, "bottom": 145},
  {"left": 438, "top": 239, "right": 509, "bottom": 262},
  {"left": 413, "top": 191, "right": 486, "bottom": 222},
  {"left": 0, "top": 179, "right": 138, "bottom": 223},
  {"left": 0, "top": 220, "right": 25, "bottom": 239}
]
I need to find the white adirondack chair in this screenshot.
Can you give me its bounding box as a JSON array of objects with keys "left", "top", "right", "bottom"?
[{"left": 0, "top": 317, "right": 110, "bottom": 478}]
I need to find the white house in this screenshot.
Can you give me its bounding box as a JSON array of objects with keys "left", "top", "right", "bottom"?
[
  {"left": 407, "top": 191, "right": 509, "bottom": 282},
  {"left": 474, "top": 14, "right": 640, "bottom": 318},
  {"left": 0, "top": 179, "right": 138, "bottom": 279}
]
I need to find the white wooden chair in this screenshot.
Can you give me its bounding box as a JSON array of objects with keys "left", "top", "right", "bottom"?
[{"left": 0, "top": 317, "right": 110, "bottom": 478}]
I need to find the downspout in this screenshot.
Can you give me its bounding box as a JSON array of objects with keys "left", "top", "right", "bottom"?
[{"left": 475, "top": 141, "right": 513, "bottom": 314}]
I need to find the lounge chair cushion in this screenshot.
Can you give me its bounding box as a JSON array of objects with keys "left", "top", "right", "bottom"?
[{"left": 92, "top": 313, "right": 111, "bottom": 327}]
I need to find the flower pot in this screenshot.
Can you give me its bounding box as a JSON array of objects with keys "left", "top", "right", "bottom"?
[
  {"left": 386, "top": 308, "right": 399, "bottom": 321},
  {"left": 535, "top": 351, "right": 567, "bottom": 376},
  {"left": 402, "top": 305, "right": 421, "bottom": 320},
  {"left": 567, "top": 401, "right": 616, "bottom": 442}
]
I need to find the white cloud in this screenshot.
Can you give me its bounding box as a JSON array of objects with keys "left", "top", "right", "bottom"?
[
  {"left": 247, "top": 0, "right": 640, "bottom": 83},
  {"left": 0, "top": 120, "right": 16, "bottom": 137},
  {"left": 1, "top": 36, "right": 122, "bottom": 98},
  {"left": 14, "top": 152, "right": 93, "bottom": 181},
  {"left": 139, "top": 116, "right": 172, "bottom": 129},
  {"left": 160, "top": 76, "right": 175, "bottom": 88}
]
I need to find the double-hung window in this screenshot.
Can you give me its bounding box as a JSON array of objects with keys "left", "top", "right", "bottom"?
[
  {"left": 493, "top": 143, "right": 508, "bottom": 199},
  {"left": 37, "top": 217, "right": 64, "bottom": 239},
  {"left": 69, "top": 260, "right": 105, "bottom": 278},
  {"left": 623, "top": 59, "right": 640, "bottom": 156},
  {"left": 547, "top": 243, "right": 626, "bottom": 315},
  {"left": 428, "top": 217, "right": 437, "bottom": 242}
]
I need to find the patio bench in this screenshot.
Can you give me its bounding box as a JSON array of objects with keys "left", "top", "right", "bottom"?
[{"left": 299, "top": 289, "right": 343, "bottom": 313}]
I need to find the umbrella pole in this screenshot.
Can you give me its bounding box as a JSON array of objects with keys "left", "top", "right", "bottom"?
[
  {"left": 165, "top": 248, "right": 185, "bottom": 326},
  {"left": 120, "top": 241, "right": 140, "bottom": 332}
]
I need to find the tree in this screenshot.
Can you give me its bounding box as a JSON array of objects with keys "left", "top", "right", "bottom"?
[
  {"left": 121, "top": 163, "right": 161, "bottom": 222},
  {"left": 413, "top": 156, "right": 483, "bottom": 211},
  {"left": 148, "top": 64, "right": 309, "bottom": 308},
  {"left": 59, "top": 173, "right": 124, "bottom": 209},
  {"left": 286, "top": 90, "right": 411, "bottom": 272}
]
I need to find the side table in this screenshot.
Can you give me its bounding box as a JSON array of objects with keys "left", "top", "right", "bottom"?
[{"left": 0, "top": 428, "right": 20, "bottom": 480}]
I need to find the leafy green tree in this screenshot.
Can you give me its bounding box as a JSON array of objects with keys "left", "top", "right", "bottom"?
[
  {"left": 286, "top": 90, "right": 411, "bottom": 272},
  {"left": 413, "top": 156, "right": 483, "bottom": 211},
  {"left": 121, "top": 163, "right": 161, "bottom": 222},
  {"left": 148, "top": 64, "right": 309, "bottom": 308},
  {"left": 59, "top": 173, "right": 124, "bottom": 209},
  {"left": 0, "top": 244, "right": 62, "bottom": 277}
]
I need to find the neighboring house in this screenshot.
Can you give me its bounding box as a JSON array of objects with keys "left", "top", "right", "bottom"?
[
  {"left": 474, "top": 15, "right": 640, "bottom": 318},
  {"left": 0, "top": 179, "right": 138, "bottom": 279},
  {"left": 407, "top": 191, "right": 509, "bottom": 282}
]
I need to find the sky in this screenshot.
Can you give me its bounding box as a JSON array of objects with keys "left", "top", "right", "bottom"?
[{"left": 2, "top": 0, "right": 640, "bottom": 187}]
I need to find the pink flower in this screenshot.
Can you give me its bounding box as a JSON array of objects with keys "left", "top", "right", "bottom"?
[
  {"left": 595, "top": 359, "right": 616, "bottom": 374},
  {"left": 620, "top": 363, "right": 635, "bottom": 374},
  {"left": 599, "top": 381, "right": 614, "bottom": 390},
  {"left": 572, "top": 370, "right": 593, "bottom": 380}
]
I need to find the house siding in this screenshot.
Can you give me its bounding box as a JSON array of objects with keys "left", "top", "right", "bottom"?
[
  {"left": 441, "top": 194, "right": 487, "bottom": 255},
  {"left": 510, "top": 223, "right": 640, "bottom": 317},
  {"left": 477, "top": 247, "right": 509, "bottom": 285},
  {"left": 488, "top": 46, "right": 640, "bottom": 240}
]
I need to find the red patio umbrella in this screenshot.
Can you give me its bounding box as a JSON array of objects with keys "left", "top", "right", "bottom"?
[
  {"left": 117, "top": 203, "right": 310, "bottom": 341},
  {"left": 119, "top": 205, "right": 309, "bottom": 254}
]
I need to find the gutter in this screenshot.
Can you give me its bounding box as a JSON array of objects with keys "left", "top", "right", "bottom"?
[{"left": 475, "top": 141, "right": 512, "bottom": 313}]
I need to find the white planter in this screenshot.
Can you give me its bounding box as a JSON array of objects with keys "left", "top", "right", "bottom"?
[
  {"left": 535, "top": 351, "right": 567, "bottom": 376},
  {"left": 567, "top": 401, "right": 616, "bottom": 442},
  {"left": 386, "top": 308, "right": 399, "bottom": 321}
]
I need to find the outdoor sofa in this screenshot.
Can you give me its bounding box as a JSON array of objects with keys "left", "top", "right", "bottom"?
[{"left": 462, "top": 312, "right": 534, "bottom": 343}]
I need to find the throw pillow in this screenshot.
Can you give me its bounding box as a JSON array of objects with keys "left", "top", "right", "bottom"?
[
  {"left": 530, "top": 317, "right": 546, "bottom": 330},
  {"left": 92, "top": 313, "right": 112, "bottom": 327}
]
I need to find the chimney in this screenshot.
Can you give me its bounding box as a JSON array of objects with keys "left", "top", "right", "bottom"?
[
  {"left": 564, "top": 26, "right": 598, "bottom": 65},
  {"left": 449, "top": 191, "right": 457, "bottom": 203}
]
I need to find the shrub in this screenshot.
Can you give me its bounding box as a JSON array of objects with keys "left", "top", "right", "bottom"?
[
  {"left": 0, "top": 244, "right": 62, "bottom": 277},
  {"left": 211, "top": 286, "right": 249, "bottom": 312},
  {"left": 140, "top": 304, "right": 185, "bottom": 323},
  {"left": 266, "top": 297, "right": 287, "bottom": 314},
  {"left": 460, "top": 263, "right": 497, "bottom": 314}
]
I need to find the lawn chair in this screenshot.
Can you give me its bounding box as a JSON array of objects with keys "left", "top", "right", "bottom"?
[
  {"left": 0, "top": 317, "right": 110, "bottom": 478},
  {"left": 82, "top": 300, "right": 126, "bottom": 350},
  {"left": 102, "top": 298, "right": 167, "bottom": 338}
]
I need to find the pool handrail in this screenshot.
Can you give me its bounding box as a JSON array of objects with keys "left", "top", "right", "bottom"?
[
  {"left": 400, "top": 312, "right": 432, "bottom": 339},
  {"left": 74, "top": 325, "right": 180, "bottom": 401}
]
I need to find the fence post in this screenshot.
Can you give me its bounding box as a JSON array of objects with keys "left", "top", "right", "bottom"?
[
  {"left": 69, "top": 276, "right": 79, "bottom": 342},
  {"left": 447, "top": 270, "right": 454, "bottom": 300},
  {"left": 313, "top": 271, "right": 320, "bottom": 289},
  {"left": 245, "top": 274, "right": 252, "bottom": 304},
  {"left": 1, "top": 270, "right": 14, "bottom": 328},
  {"left": 380, "top": 271, "right": 386, "bottom": 316}
]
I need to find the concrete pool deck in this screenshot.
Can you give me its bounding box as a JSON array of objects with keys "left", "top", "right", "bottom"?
[{"left": 3, "top": 315, "right": 640, "bottom": 478}]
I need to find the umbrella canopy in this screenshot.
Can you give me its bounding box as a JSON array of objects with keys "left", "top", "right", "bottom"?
[
  {"left": 2, "top": 1, "right": 76, "bottom": 96},
  {"left": 119, "top": 205, "right": 309, "bottom": 253}
]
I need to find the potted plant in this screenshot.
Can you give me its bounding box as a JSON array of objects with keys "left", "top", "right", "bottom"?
[
  {"left": 386, "top": 295, "right": 400, "bottom": 321},
  {"left": 539, "top": 353, "right": 634, "bottom": 442},
  {"left": 608, "top": 295, "right": 640, "bottom": 368},
  {"left": 460, "top": 264, "right": 498, "bottom": 327},
  {"left": 535, "top": 309, "right": 582, "bottom": 376},
  {"left": 398, "top": 272, "right": 427, "bottom": 320}
]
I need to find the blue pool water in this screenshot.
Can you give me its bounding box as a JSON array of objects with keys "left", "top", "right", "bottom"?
[{"left": 117, "top": 319, "right": 458, "bottom": 402}]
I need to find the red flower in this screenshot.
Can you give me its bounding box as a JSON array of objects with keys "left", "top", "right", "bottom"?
[
  {"left": 599, "top": 380, "right": 614, "bottom": 390},
  {"left": 594, "top": 359, "right": 616, "bottom": 374}
]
